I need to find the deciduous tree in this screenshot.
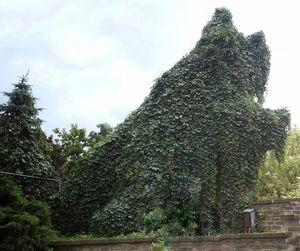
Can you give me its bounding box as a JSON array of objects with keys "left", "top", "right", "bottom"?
[{"left": 257, "top": 127, "right": 300, "bottom": 199}]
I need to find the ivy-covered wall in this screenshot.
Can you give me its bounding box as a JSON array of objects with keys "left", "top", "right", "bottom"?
[{"left": 53, "top": 8, "right": 290, "bottom": 236}]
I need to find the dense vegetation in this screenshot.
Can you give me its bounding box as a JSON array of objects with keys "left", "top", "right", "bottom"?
[
  {"left": 0, "top": 7, "right": 295, "bottom": 246},
  {"left": 53, "top": 8, "right": 290, "bottom": 236},
  {"left": 257, "top": 128, "right": 300, "bottom": 199},
  {"left": 0, "top": 177, "right": 55, "bottom": 251},
  {"left": 52, "top": 123, "right": 113, "bottom": 175},
  {"left": 0, "top": 75, "right": 55, "bottom": 201},
  {"left": 0, "top": 75, "right": 115, "bottom": 249}
]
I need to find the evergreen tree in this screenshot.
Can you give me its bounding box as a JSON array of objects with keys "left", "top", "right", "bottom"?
[
  {"left": 0, "top": 75, "right": 55, "bottom": 200},
  {"left": 0, "top": 177, "right": 55, "bottom": 251}
]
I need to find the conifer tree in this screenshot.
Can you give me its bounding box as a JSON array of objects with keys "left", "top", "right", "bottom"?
[
  {"left": 0, "top": 177, "right": 55, "bottom": 251},
  {"left": 0, "top": 74, "right": 55, "bottom": 200}
]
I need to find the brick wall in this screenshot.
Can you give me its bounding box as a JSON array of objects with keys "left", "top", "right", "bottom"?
[
  {"left": 253, "top": 198, "right": 300, "bottom": 232},
  {"left": 168, "top": 232, "right": 295, "bottom": 251},
  {"left": 50, "top": 237, "right": 154, "bottom": 251},
  {"left": 51, "top": 233, "right": 299, "bottom": 251},
  {"left": 50, "top": 199, "right": 300, "bottom": 251}
]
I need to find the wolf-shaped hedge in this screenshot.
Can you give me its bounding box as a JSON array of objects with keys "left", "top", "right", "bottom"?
[{"left": 53, "top": 8, "right": 290, "bottom": 236}]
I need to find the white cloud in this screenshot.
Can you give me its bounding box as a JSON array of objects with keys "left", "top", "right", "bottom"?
[
  {"left": 50, "top": 31, "right": 122, "bottom": 68},
  {"left": 2, "top": 0, "right": 300, "bottom": 132},
  {"left": 0, "top": 0, "right": 60, "bottom": 12},
  {"left": 12, "top": 55, "right": 153, "bottom": 132},
  {"left": 56, "top": 58, "right": 153, "bottom": 127}
]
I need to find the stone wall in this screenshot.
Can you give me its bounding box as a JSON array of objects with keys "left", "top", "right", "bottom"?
[
  {"left": 168, "top": 232, "right": 295, "bottom": 251},
  {"left": 51, "top": 199, "right": 300, "bottom": 251},
  {"left": 50, "top": 237, "right": 155, "bottom": 251},
  {"left": 51, "top": 233, "right": 299, "bottom": 251},
  {"left": 253, "top": 198, "right": 300, "bottom": 232}
]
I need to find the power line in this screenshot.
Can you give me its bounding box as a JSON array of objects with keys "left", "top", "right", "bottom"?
[
  {"left": 0, "top": 170, "right": 62, "bottom": 191},
  {"left": 0, "top": 171, "right": 60, "bottom": 182}
]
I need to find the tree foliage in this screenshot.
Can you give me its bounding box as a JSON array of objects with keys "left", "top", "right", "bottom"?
[
  {"left": 257, "top": 127, "right": 300, "bottom": 199},
  {"left": 0, "top": 177, "right": 55, "bottom": 251},
  {"left": 54, "top": 8, "right": 290, "bottom": 236},
  {"left": 50, "top": 123, "right": 114, "bottom": 233},
  {"left": 0, "top": 75, "right": 55, "bottom": 200},
  {"left": 52, "top": 124, "right": 89, "bottom": 174},
  {"left": 51, "top": 123, "right": 113, "bottom": 175}
]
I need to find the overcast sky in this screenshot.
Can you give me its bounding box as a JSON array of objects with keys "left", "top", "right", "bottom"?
[{"left": 0, "top": 0, "right": 299, "bottom": 134}]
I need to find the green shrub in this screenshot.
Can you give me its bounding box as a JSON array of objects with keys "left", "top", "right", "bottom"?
[
  {"left": 90, "top": 194, "right": 146, "bottom": 237},
  {"left": 0, "top": 177, "right": 56, "bottom": 251},
  {"left": 152, "top": 241, "right": 169, "bottom": 251}
]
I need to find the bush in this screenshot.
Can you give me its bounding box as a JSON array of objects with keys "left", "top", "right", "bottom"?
[
  {"left": 0, "top": 177, "right": 56, "bottom": 251},
  {"left": 90, "top": 194, "right": 145, "bottom": 237}
]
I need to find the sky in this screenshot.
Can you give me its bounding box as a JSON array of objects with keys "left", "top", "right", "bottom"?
[{"left": 0, "top": 0, "right": 299, "bottom": 134}]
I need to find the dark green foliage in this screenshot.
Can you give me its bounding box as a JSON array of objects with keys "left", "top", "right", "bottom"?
[
  {"left": 55, "top": 8, "right": 290, "bottom": 236},
  {"left": 0, "top": 177, "right": 55, "bottom": 251},
  {"left": 47, "top": 135, "right": 66, "bottom": 177},
  {"left": 0, "top": 76, "right": 55, "bottom": 200},
  {"left": 90, "top": 194, "right": 146, "bottom": 237},
  {"left": 50, "top": 123, "right": 114, "bottom": 233},
  {"left": 88, "top": 123, "right": 114, "bottom": 150},
  {"left": 51, "top": 134, "right": 125, "bottom": 234}
]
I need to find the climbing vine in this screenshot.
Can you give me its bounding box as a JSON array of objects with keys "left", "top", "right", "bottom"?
[{"left": 53, "top": 8, "right": 290, "bottom": 236}]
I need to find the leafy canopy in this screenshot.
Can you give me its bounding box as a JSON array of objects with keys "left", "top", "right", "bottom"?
[
  {"left": 51, "top": 123, "right": 113, "bottom": 174},
  {"left": 257, "top": 127, "right": 300, "bottom": 199}
]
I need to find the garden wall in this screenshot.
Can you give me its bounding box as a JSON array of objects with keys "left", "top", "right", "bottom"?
[
  {"left": 253, "top": 198, "right": 300, "bottom": 232},
  {"left": 168, "top": 232, "right": 295, "bottom": 251},
  {"left": 51, "top": 233, "right": 298, "bottom": 251},
  {"left": 50, "top": 237, "right": 155, "bottom": 251},
  {"left": 51, "top": 199, "right": 300, "bottom": 251}
]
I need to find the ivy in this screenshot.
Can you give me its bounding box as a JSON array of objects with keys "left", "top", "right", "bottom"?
[{"left": 54, "top": 8, "right": 290, "bottom": 236}]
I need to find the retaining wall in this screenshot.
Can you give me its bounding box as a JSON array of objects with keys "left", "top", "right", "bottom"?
[
  {"left": 50, "top": 237, "right": 155, "bottom": 251},
  {"left": 51, "top": 233, "right": 297, "bottom": 251},
  {"left": 51, "top": 199, "right": 300, "bottom": 251},
  {"left": 168, "top": 232, "right": 295, "bottom": 251},
  {"left": 253, "top": 198, "right": 300, "bottom": 232}
]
